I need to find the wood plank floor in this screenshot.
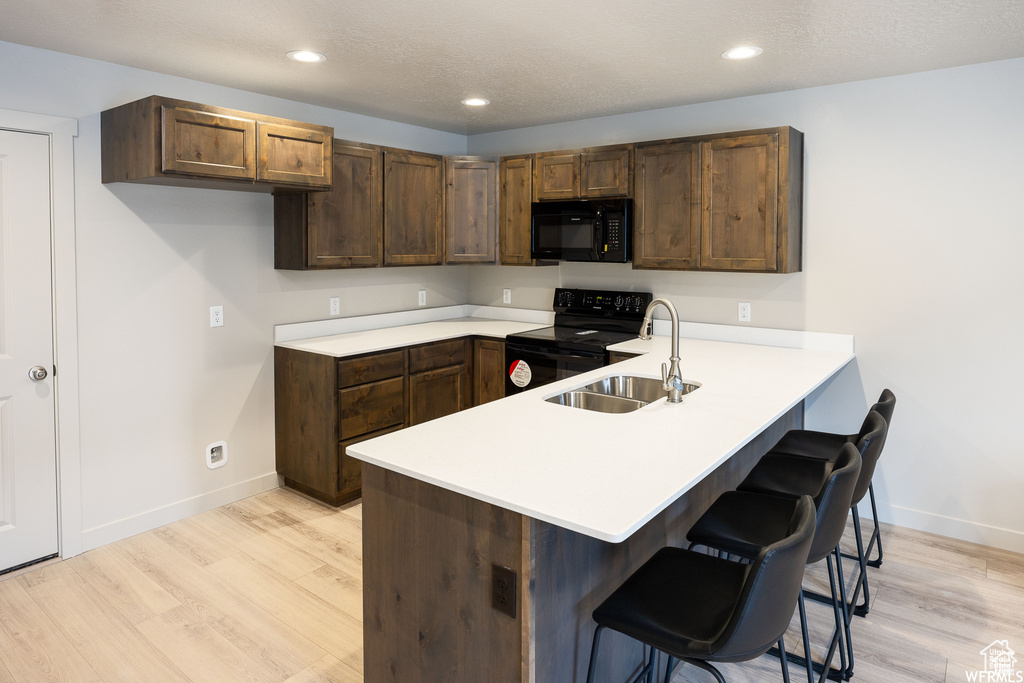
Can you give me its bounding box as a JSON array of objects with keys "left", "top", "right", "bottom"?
[{"left": 1, "top": 487, "right": 1021, "bottom": 682}]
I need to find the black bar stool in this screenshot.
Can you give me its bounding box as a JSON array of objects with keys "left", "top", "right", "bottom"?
[
  {"left": 586, "top": 496, "right": 817, "bottom": 683},
  {"left": 768, "top": 389, "right": 895, "bottom": 569},
  {"left": 685, "top": 443, "right": 863, "bottom": 683}
]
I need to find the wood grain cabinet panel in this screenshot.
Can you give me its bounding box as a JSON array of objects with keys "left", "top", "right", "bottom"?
[
  {"left": 499, "top": 155, "right": 535, "bottom": 265},
  {"left": 473, "top": 339, "right": 505, "bottom": 406},
  {"left": 409, "top": 365, "right": 467, "bottom": 427},
  {"left": 633, "top": 141, "right": 702, "bottom": 269},
  {"left": 633, "top": 127, "right": 802, "bottom": 273},
  {"left": 533, "top": 152, "right": 580, "bottom": 200},
  {"left": 274, "top": 140, "right": 383, "bottom": 269},
  {"left": 339, "top": 377, "right": 405, "bottom": 437},
  {"left": 445, "top": 157, "right": 498, "bottom": 263},
  {"left": 337, "top": 349, "right": 406, "bottom": 388},
  {"left": 383, "top": 149, "right": 444, "bottom": 266},
  {"left": 101, "top": 95, "right": 332, "bottom": 192},
  {"left": 581, "top": 146, "right": 632, "bottom": 197},
  {"left": 409, "top": 339, "right": 466, "bottom": 373}
]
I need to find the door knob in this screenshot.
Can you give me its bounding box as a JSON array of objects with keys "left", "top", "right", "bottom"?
[{"left": 28, "top": 366, "right": 48, "bottom": 381}]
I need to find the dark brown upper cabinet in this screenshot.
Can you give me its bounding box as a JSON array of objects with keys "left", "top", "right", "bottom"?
[
  {"left": 383, "top": 149, "right": 444, "bottom": 266},
  {"left": 498, "top": 155, "right": 535, "bottom": 265},
  {"left": 275, "top": 140, "right": 383, "bottom": 269},
  {"left": 445, "top": 157, "right": 498, "bottom": 264},
  {"left": 533, "top": 144, "right": 632, "bottom": 201},
  {"left": 633, "top": 127, "right": 802, "bottom": 273},
  {"left": 633, "top": 141, "right": 702, "bottom": 269},
  {"left": 101, "top": 96, "right": 333, "bottom": 192}
]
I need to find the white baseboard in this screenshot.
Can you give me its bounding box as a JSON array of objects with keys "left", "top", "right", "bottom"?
[
  {"left": 869, "top": 500, "right": 1024, "bottom": 554},
  {"left": 79, "top": 472, "right": 280, "bottom": 553}
]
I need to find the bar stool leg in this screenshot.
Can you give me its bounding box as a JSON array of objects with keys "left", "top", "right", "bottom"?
[
  {"left": 586, "top": 626, "right": 604, "bottom": 683},
  {"left": 850, "top": 507, "right": 871, "bottom": 617},
  {"left": 866, "top": 483, "right": 883, "bottom": 568},
  {"left": 834, "top": 547, "right": 855, "bottom": 679}
]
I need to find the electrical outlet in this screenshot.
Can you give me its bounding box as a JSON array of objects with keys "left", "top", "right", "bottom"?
[
  {"left": 418, "top": 290, "right": 426, "bottom": 306},
  {"left": 503, "top": 288, "right": 512, "bottom": 304},
  {"left": 330, "top": 297, "right": 341, "bottom": 316},
  {"left": 206, "top": 441, "right": 227, "bottom": 469},
  {"left": 210, "top": 305, "right": 224, "bottom": 327},
  {"left": 738, "top": 302, "right": 751, "bottom": 322},
  {"left": 492, "top": 563, "right": 517, "bottom": 618}
]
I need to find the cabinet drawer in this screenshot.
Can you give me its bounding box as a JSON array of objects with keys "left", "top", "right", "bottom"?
[
  {"left": 409, "top": 340, "right": 466, "bottom": 373},
  {"left": 339, "top": 423, "right": 404, "bottom": 502},
  {"left": 338, "top": 350, "right": 406, "bottom": 388},
  {"left": 339, "top": 376, "right": 405, "bottom": 437}
]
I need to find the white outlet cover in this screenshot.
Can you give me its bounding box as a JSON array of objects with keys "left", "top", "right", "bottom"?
[
  {"left": 738, "top": 302, "right": 752, "bottom": 322},
  {"left": 418, "top": 290, "right": 426, "bottom": 306},
  {"left": 503, "top": 288, "right": 512, "bottom": 304},
  {"left": 210, "top": 305, "right": 224, "bottom": 327},
  {"left": 330, "top": 297, "right": 341, "bottom": 316},
  {"left": 206, "top": 440, "right": 228, "bottom": 469}
]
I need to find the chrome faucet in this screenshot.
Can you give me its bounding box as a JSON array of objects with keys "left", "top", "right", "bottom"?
[{"left": 639, "top": 298, "right": 687, "bottom": 403}]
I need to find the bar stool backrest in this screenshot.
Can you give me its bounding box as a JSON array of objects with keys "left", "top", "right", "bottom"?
[
  {"left": 868, "top": 389, "right": 896, "bottom": 429},
  {"left": 809, "top": 442, "right": 862, "bottom": 563},
  {"left": 713, "top": 495, "right": 816, "bottom": 662},
  {"left": 852, "top": 411, "right": 887, "bottom": 506}
]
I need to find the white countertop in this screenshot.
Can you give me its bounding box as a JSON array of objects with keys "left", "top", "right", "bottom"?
[
  {"left": 276, "top": 317, "right": 545, "bottom": 358},
  {"left": 347, "top": 333, "right": 854, "bottom": 543}
]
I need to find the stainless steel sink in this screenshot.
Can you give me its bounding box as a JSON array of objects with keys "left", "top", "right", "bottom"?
[
  {"left": 545, "top": 391, "right": 646, "bottom": 414},
  {"left": 545, "top": 375, "right": 700, "bottom": 414},
  {"left": 584, "top": 375, "right": 701, "bottom": 402}
]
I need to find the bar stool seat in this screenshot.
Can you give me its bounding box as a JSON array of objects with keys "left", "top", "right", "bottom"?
[{"left": 737, "top": 454, "right": 833, "bottom": 499}]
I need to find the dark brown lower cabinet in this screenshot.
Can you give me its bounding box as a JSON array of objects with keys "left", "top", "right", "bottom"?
[
  {"left": 409, "top": 365, "right": 467, "bottom": 426},
  {"left": 473, "top": 339, "right": 505, "bottom": 405}
]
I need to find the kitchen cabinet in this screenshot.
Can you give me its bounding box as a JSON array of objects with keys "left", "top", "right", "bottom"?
[
  {"left": 276, "top": 337, "right": 481, "bottom": 504},
  {"left": 101, "top": 95, "right": 333, "bottom": 192},
  {"left": 275, "top": 346, "right": 406, "bottom": 506},
  {"left": 633, "top": 127, "right": 802, "bottom": 273},
  {"left": 499, "top": 155, "right": 535, "bottom": 265},
  {"left": 533, "top": 144, "right": 632, "bottom": 201},
  {"left": 445, "top": 157, "right": 498, "bottom": 263},
  {"left": 473, "top": 339, "right": 505, "bottom": 405},
  {"left": 383, "top": 149, "right": 445, "bottom": 266},
  {"left": 408, "top": 339, "right": 469, "bottom": 425},
  {"left": 274, "top": 140, "right": 383, "bottom": 269}
]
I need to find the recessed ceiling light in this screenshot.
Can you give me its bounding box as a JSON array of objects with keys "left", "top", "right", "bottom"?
[
  {"left": 287, "top": 50, "right": 327, "bottom": 63},
  {"left": 722, "top": 46, "right": 763, "bottom": 60},
  {"left": 461, "top": 98, "right": 490, "bottom": 107}
]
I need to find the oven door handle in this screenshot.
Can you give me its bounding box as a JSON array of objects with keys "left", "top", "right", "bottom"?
[{"left": 505, "top": 344, "right": 605, "bottom": 363}]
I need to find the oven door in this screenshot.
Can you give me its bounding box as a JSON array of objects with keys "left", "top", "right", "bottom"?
[{"left": 504, "top": 343, "right": 606, "bottom": 395}]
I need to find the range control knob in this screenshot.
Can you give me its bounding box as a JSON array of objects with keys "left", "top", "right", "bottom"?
[
  {"left": 558, "top": 291, "right": 575, "bottom": 307},
  {"left": 614, "top": 295, "right": 624, "bottom": 308}
]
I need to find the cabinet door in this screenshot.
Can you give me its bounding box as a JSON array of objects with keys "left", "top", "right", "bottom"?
[
  {"left": 256, "top": 121, "right": 333, "bottom": 188},
  {"left": 445, "top": 157, "right": 497, "bottom": 263},
  {"left": 306, "top": 142, "right": 383, "bottom": 268},
  {"left": 383, "top": 150, "right": 444, "bottom": 266},
  {"left": 409, "top": 365, "right": 466, "bottom": 426},
  {"left": 633, "top": 141, "right": 702, "bottom": 269},
  {"left": 533, "top": 152, "right": 580, "bottom": 200},
  {"left": 700, "top": 133, "right": 779, "bottom": 271},
  {"left": 161, "top": 105, "right": 256, "bottom": 180},
  {"left": 499, "top": 156, "right": 534, "bottom": 265},
  {"left": 582, "top": 146, "right": 631, "bottom": 197},
  {"left": 473, "top": 339, "right": 505, "bottom": 406}
]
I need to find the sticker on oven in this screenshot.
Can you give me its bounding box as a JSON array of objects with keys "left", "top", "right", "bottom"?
[{"left": 509, "top": 360, "right": 532, "bottom": 388}]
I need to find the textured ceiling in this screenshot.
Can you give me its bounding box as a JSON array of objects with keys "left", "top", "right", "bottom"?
[{"left": 2, "top": 0, "right": 1023, "bottom": 134}]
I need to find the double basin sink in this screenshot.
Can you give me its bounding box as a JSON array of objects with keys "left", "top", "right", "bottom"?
[{"left": 546, "top": 375, "right": 701, "bottom": 414}]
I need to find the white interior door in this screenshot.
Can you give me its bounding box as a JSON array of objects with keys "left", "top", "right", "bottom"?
[{"left": 0, "top": 128, "right": 59, "bottom": 572}]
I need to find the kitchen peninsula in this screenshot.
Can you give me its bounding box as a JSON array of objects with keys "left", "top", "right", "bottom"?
[{"left": 291, "top": 312, "right": 854, "bottom": 683}]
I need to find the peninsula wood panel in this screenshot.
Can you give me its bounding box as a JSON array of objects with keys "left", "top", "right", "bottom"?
[
  {"left": 700, "top": 133, "right": 779, "bottom": 271},
  {"left": 383, "top": 149, "right": 444, "bottom": 266},
  {"left": 445, "top": 157, "right": 497, "bottom": 263},
  {"left": 633, "top": 141, "right": 702, "bottom": 269},
  {"left": 359, "top": 404, "right": 803, "bottom": 683},
  {"left": 362, "top": 464, "right": 525, "bottom": 683},
  {"left": 274, "top": 140, "right": 383, "bottom": 269},
  {"left": 499, "top": 155, "right": 534, "bottom": 265}
]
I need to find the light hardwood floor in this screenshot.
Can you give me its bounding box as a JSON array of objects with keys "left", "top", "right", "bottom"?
[{"left": 1, "top": 487, "right": 1021, "bottom": 682}]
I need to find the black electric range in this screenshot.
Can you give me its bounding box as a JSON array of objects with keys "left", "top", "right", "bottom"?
[{"left": 504, "top": 288, "right": 652, "bottom": 394}]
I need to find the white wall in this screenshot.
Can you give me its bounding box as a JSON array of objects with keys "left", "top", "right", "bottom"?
[
  {"left": 0, "top": 40, "right": 469, "bottom": 550},
  {"left": 468, "top": 58, "right": 1024, "bottom": 552}
]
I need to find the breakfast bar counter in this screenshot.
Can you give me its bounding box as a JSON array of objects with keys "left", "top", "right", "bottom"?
[{"left": 348, "top": 331, "right": 854, "bottom": 683}]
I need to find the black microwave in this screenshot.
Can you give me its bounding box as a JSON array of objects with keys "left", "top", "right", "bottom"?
[{"left": 531, "top": 198, "right": 632, "bottom": 262}]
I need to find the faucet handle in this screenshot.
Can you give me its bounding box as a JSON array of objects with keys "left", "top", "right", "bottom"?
[{"left": 661, "top": 362, "right": 669, "bottom": 388}]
